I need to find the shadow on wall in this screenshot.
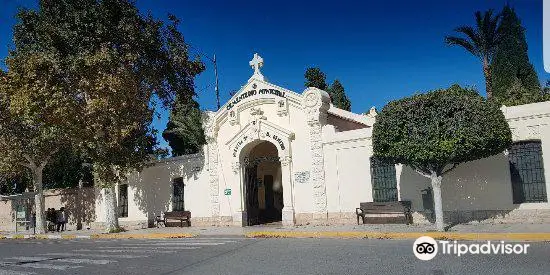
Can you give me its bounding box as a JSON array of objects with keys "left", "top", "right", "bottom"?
[
  {"left": 399, "top": 153, "right": 519, "bottom": 225},
  {"left": 132, "top": 153, "right": 205, "bottom": 227},
  {"left": 56, "top": 187, "right": 96, "bottom": 230}
]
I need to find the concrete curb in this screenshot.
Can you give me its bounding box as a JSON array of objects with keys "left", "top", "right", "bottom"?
[
  {"left": 3, "top": 231, "right": 550, "bottom": 241},
  {"left": 0, "top": 233, "right": 196, "bottom": 240},
  {"left": 245, "top": 231, "right": 550, "bottom": 241}
]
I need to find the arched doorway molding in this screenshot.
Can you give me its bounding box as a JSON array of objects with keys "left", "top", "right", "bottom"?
[{"left": 225, "top": 118, "right": 295, "bottom": 226}]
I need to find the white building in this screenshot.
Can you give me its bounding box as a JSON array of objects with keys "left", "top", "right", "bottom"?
[{"left": 95, "top": 54, "right": 550, "bottom": 228}]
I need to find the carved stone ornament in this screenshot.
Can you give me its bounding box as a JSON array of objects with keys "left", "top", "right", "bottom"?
[
  {"left": 280, "top": 155, "right": 292, "bottom": 167},
  {"left": 366, "top": 106, "right": 377, "bottom": 118},
  {"left": 277, "top": 99, "right": 288, "bottom": 117},
  {"left": 302, "top": 88, "right": 330, "bottom": 126},
  {"left": 203, "top": 112, "right": 219, "bottom": 143},
  {"left": 232, "top": 162, "right": 241, "bottom": 174},
  {"left": 305, "top": 92, "right": 318, "bottom": 108},
  {"left": 250, "top": 107, "right": 266, "bottom": 120},
  {"left": 229, "top": 110, "right": 239, "bottom": 126},
  {"left": 250, "top": 120, "right": 260, "bottom": 140}
]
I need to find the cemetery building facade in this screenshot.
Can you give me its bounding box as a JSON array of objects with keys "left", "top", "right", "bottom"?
[{"left": 94, "top": 54, "right": 550, "bottom": 228}]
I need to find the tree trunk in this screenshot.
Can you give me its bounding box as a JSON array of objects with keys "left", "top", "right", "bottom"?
[
  {"left": 430, "top": 173, "right": 444, "bottom": 232},
  {"left": 103, "top": 184, "right": 119, "bottom": 232},
  {"left": 76, "top": 179, "right": 83, "bottom": 230},
  {"left": 483, "top": 57, "right": 493, "bottom": 99},
  {"left": 32, "top": 167, "right": 46, "bottom": 234}
]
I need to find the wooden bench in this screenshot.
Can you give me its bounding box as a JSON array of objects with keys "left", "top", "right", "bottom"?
[
  {"left": 356, "top": 201, "right": 412, "bottom": 225},
  {"left": 155, "top": 211, "right": 191, "bottom": 227}
]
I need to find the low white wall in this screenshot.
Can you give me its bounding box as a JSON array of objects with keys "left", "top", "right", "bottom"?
[
  {"left": 319, "top": 126, "right": 373, "bottom": 224},
  {"left": 94, "top": 153, "right": 211, "bottom": 227},
  {"left": 399, "top": 154, "right": 515, "bottom": 212}
]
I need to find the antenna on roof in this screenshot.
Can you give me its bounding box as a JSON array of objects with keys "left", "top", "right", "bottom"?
[
  {"left": 213, "top": 54, "right": 220, "bottom": 110},
  {"left": 187, "top": 44, "right": 221, "bottom": 110}
]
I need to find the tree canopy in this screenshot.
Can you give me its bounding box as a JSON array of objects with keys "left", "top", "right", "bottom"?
[
  {"left": 304, "top": 67, "right": 328, "bottom": 90},
  {"left": 0, "top": 4, "right": 86, "bottom": 231},
  {"left": 492, "top": 5, "right": 542, "bottom": 106},
  {"left": 1, "top": 0, "right": 203, "bottom": 232},
  {"left": 304, "top": 67, "right": 352, "bottom": 111},
  {"left": 328, "top": 80, "right": 351, "bottom": 111},
  {"left": 373, "top": 84, "right": 511, "bottom": 174},
  {"left": 163, "top": 96, "right": 206, "bottom": 156}
]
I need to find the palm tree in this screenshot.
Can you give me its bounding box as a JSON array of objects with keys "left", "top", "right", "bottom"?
[{"left": 445, "top": 10, "right": 502, "bottom": 99}]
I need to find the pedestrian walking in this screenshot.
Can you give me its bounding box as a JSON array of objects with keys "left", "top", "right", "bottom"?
[{"left": 56, "top": 207, "right": 67, "bottom": 232}]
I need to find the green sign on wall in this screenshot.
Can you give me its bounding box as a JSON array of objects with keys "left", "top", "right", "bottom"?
[{"left": 224, "top": 188, "right": 232, "bottom": 195}]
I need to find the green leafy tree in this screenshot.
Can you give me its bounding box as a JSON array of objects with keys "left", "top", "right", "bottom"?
[
  {"left": 43, "top": 148, "right": 92, "bottom": 190},
  {"left": 5, "top": 0, "right": 203, "bottom": 232},
  {"left": 0, "top": 173, "right": 31, "bottom": 195},
  {"left": 304, "top": 67, "right": 328, "bottom": 90},
  {"left": 0, "top": 40, "right": 83, "bottom": 234},
  {"left": 501, "top": 78, "right": 542, "bottom": 106},
  {"left": 543, "top": 80, "right": 550, "bottom": 101},
  {"left": 304, "top": 68, "right": 352, "bottom": 110},
  {"left": 372, "top": 85, "right": 512, "bottom": 231},
  {"left": 163, "top": 96, "right": 206, "bottom": 156},
  {"left": 1, "top": 147, "right": 92, "bottom": 195},
  {"left": 445, "top": 10, "right": 502, "bottom": 98},
  {"left": 328, "top": 79, "right": 351, "bottom": 111},
  {"left": 492, "top": 5, "right": 541, "bottom": 105}
]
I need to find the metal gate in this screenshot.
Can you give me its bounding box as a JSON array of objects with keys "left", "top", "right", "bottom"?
[
  {"left": 508, "top": 141, "right": 547, "bottom": 203},
  {"left": 245, "top": 166, "right": 259, "bottom": 226},
  {"left": 371, "top": 157, "right": 398, "bottom": 202}
]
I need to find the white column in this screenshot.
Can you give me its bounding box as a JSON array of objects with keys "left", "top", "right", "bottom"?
[
  {"left": 281, "top": 156, "right": 295, "bottom": 226},
  {"left": 232, "top": 162, "right": 247, "bottom": 226},
  {"left": 303, "top": 88, "right": 330, "bottom": 223},
  {"left": 204, "top": 111, "right": 221, "bottom": 225},
  {"left": 207, "top": 141, "right": 220, "bottom": 222}
]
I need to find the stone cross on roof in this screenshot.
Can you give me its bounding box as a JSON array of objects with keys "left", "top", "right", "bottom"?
[{"left": 248, "top": 53, "right": 265, "bottom": 81}]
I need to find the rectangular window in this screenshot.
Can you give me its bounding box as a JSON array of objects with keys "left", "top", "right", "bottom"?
[
  {"left": 371, "top": 157, "right": 398, "bottom": 202},
  {"left": 172, "top": 177, "right": 185, "bottom": 211},
  {"left": 509, "top": 141, "right": 547, "bottom": 203},
  {"left": 118, "top": 184, "right": 128, "bottom": 218}
]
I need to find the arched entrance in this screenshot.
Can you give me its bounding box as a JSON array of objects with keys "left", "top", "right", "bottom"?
[{"left": 241, "top": 141, "right": 283, "bottom": 226}]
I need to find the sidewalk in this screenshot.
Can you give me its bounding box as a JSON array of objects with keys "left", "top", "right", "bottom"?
[{"left": 1, "top": 223, "right": 549, "bottom": 241}]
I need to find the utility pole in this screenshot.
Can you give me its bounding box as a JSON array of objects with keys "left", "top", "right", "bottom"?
[
  {"left": 213, "top": 54, "right": 220, "bottom": 110},
  {"left": 187, "top": 44, "right": 221, "bottom": 111}
]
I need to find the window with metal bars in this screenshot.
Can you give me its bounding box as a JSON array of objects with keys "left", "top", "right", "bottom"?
[
  {"left": 172, "top": 178, "right": 185, "bottom": 211},
  {"left": 370, "top": 157, "right": 398, "bottom": 202},
  {"left": 118, "top": 184, "right": 128, "bottom": 218},
  {"left": 508, "top": 140, "right": 547, "bottom": 204}
]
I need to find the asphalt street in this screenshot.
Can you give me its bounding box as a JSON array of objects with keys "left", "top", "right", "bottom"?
[{"left": 0, "top": 237, "right": 548, "bottom": 275}]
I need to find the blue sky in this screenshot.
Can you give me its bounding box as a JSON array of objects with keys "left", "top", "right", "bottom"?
[{"left": 0, "top": 0, "right": 546, "bottom": 151}]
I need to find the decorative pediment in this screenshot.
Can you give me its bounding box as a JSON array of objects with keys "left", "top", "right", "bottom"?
[
  {"left": 214, "top": 79, "right": 302, "bottom": 123},
  {"left": 225, "top": 119, "right": 295, "bottom": 158}
]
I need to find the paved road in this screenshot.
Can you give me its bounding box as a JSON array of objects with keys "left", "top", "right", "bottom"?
[{"left": 0, "top": 237, "right": 548, "bottom": 274}]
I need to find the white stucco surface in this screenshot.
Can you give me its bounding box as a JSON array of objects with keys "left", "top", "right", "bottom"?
[{"left": 95, "top": 54, "right": 550, "bottom": 227}]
